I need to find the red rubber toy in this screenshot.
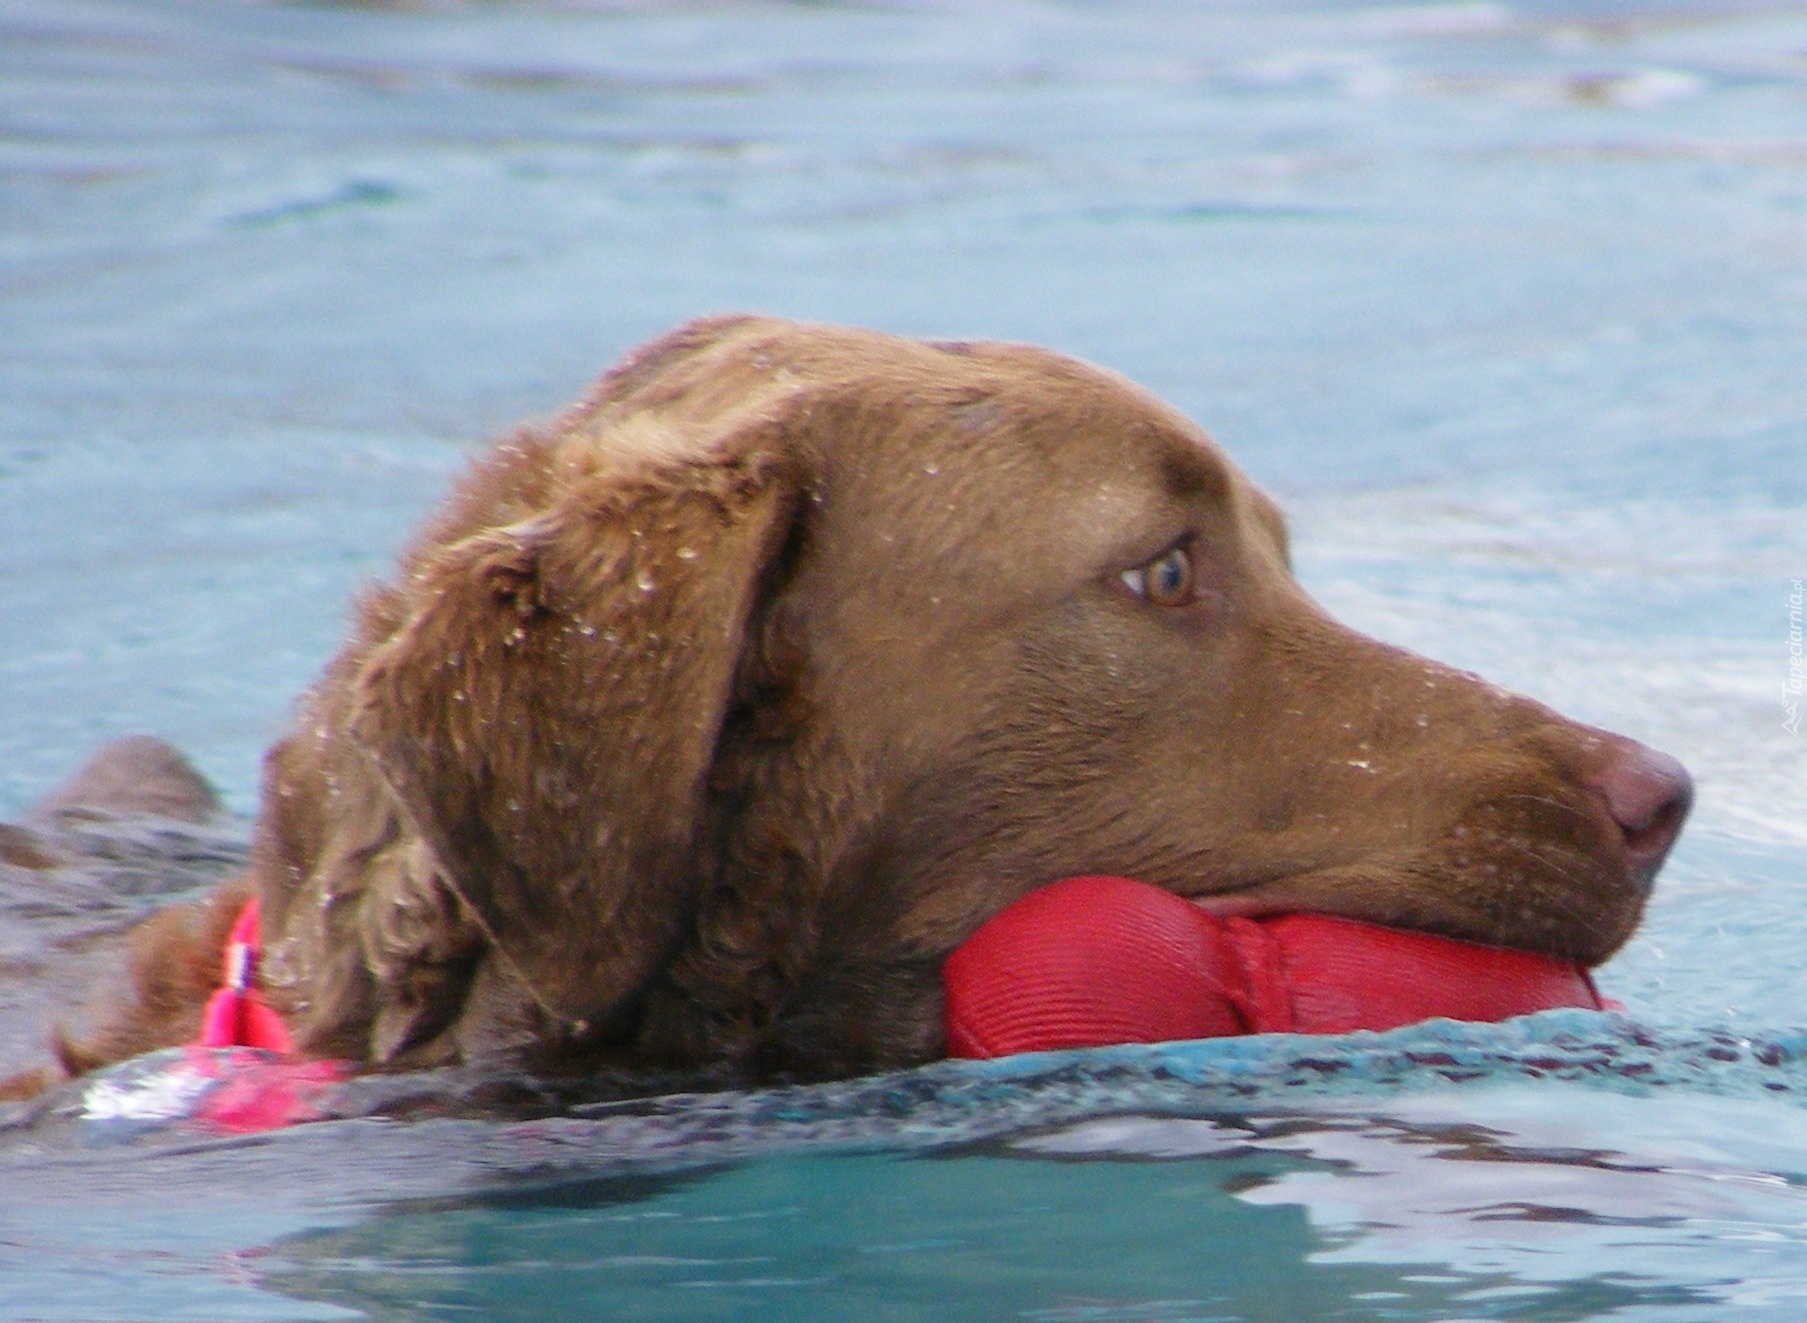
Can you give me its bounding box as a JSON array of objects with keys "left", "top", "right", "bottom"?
[{"left": 943, "top": 875, "right": 1610, "bottom": 1059}]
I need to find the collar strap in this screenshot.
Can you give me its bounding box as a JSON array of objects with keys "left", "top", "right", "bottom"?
[{"left": 195, "top": 897, "right": 294, "bottom": 1054}]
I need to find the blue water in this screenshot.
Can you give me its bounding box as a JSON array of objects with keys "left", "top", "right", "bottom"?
[{"left": 2, "top": 0, "right": 1806, "bottom": 1317}]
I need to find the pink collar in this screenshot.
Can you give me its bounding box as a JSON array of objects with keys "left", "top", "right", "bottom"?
[{"left": 195, "top": 897, "right": 294, "bottom": 1054}]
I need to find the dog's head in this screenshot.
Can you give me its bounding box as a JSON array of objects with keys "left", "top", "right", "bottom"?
[{"left": 269, "top": 315, "right": 1689, "bottom": 1073}]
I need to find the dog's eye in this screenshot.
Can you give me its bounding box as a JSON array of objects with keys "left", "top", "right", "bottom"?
[{"left": 1119, "top": 546, "right": 1196, "bottom": 607}]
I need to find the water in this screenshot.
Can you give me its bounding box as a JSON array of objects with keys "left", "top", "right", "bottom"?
[
  {"left": 13, "top": 1021, "right": 1807, "bottom": 1319},
  {"left": 2, "top": 0, "right": 1805, "bottom": 1317}
]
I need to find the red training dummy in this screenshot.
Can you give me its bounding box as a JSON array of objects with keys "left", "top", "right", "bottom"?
[{"left": 942, "top": 875, "right": 1610, "bottom": 1059}]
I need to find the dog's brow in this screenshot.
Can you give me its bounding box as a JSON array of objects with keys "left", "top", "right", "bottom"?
[{"left": 1159, "top": 445, "right": 1228, "bottom": 505}]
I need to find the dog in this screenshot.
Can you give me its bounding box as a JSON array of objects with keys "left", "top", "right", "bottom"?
[{"left": 7, "top": 314, "right": 1692, "bottom": 1094}]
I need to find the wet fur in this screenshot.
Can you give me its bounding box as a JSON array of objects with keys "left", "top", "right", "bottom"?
[{"left": 13, "top": 315, "right": 1675, "bottom": 1093}]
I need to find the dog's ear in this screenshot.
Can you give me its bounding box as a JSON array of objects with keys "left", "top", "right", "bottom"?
[{"left": 348, "top": 412, "right": 804, "bottom": 1036}]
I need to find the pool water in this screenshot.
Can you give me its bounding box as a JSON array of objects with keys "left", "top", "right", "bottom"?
[{"left": 2, "top": 0, "right": 1805, "bottom": 1318}]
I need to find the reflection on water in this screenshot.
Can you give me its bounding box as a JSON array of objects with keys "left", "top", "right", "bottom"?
[
  {"left": 8, "top": 1024, "right": 1807, "bottom": 1319},
  {"left": 260, "top": 1092, "right": 1798, "bottom": 1321},
  {"left": 257, "top": 1149, "right": 1502, "bottom": 1322}
]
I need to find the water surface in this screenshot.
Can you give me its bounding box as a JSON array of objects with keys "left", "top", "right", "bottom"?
[{"left": 2, "top": 0, "right": 1805, "bottom": 1317}]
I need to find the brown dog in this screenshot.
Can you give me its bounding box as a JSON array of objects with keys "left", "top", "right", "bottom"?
[{"left": 18, "top": 314, "right": 1692, "bottom": 1091}]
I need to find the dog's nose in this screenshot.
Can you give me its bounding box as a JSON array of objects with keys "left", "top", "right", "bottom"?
[{"left": 1591, "top": 741, "right": 1693, "bottom": 892}]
